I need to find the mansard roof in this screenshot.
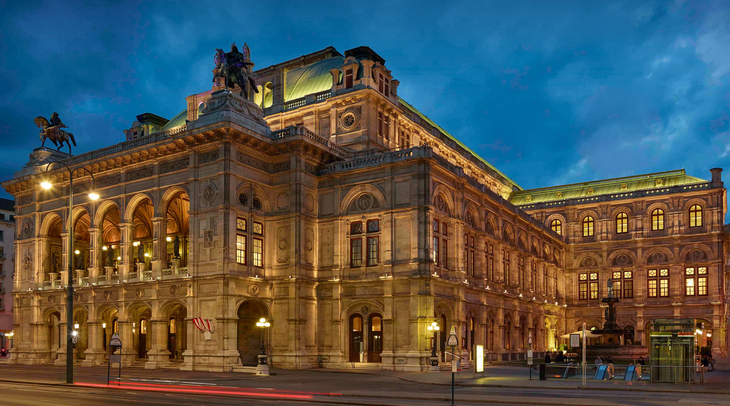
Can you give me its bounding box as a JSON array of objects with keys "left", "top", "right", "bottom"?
[{"left": 509, "top": 169, "right": 708, "bottom": 206}]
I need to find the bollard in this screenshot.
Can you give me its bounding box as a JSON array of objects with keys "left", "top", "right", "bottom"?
[{"left": 539, "top": 363, "right": 546, "bottom": 380}]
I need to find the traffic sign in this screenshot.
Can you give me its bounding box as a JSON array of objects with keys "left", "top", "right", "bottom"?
[
  {"left": 447, "top": 326, "right": 458, "bottom": 347},
  {"left": 109, "top": 333, "right": 122, "bottom": 348}
]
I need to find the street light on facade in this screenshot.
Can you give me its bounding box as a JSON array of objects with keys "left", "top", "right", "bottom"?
[
  {"left": 427, "top": 321, "right": 440, "bottom": 368},
  {"left": 39, "top": 161, "right": 98, "bottom": 384}
]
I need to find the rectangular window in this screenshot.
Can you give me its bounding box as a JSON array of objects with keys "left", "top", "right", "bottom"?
[
  {"left": 236, "top": 234, "right": 247, "bottom": 265},
  {"left": 442, "top": 241, "right": 448, "bottom": 269},
  {"left": 614, "top": 280, "right": 622, "bottom": 298},
  {"left": 253, "top": 221, "right": 263, "bottom": 235},
  {"left": 486, "top": 244, "right": 494, "bottom": 281},
  {"left": 252, "top": 238, "right": 263, "bottom": 267},
  {"left": 351, "top": 221, "right": 363, "bottom": 235},
  {"left": 659, "top": 279, "right": 669, "bottom": 297},
  {"left": 0, "top": 230, "right": 3, "bottom": 241},
  {"left": 589, "top": 282, "right": 599, "bottom": 300},
  {"left": 433, "top": 237, "right": 439, "bottom": 265},
  {"left": 685, "top": 278, "right": 695, "bottom": 296},
  {"left": 367, "top": 237, "right": 379, "bottom": 266},
  {"left": 236, "top": 217, "right": 247, "bottom": 231},
  {"left": 502, "top": 248, "right": 510, "bottom": 284},
  {"left": 367, "top": 219, "right": 379, "bottom": 233},
  {"left": 543, "top": 267, "right": 548, "bottom": 293},
  {"left": 579, "top": 282, "right": 588, "bottom": 300},
  {"left": 698, "top": 277, "right": 707, "bottom": 296},
  {"left": 648, "top": 279, "right": 657, "bottom": 298},
  {"left": 345, "top": 69, "right": 353, "bottom": 89},
  {"left": 624, "top": 280, "right": 633, "bottom": 298},
  {"left": 351, "top": 239, "right": 362, "bottom": 267},
  {"left": 517, "top": 256, "right": 524, "bottom": 287}
]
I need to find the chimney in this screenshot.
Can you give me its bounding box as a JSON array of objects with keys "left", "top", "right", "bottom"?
[{"left": 710, "top": 168, "right": 723, "bottom": 187}]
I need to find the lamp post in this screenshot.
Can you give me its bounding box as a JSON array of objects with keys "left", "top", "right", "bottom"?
[
  {"left": 427, "top": 321, "right": 440, "bottom": 370},
  {"left": 40, "top": 161, "right": 98, "bottom": 384},
  {"left": 256, "top": 317, "right": 271, "bottom": 376}
]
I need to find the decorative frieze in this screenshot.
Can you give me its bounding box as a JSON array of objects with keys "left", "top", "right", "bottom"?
[
  {"left": 126, "top": 166, "right": 154, "bottom": 182},
  {"left": 160, "top": 158, "right": 189, "bottom": 174},
  {"left": 199, "top": 150, "right": 219, "bottom": 165},
  {"left": 97, "top": 174, "right": 122, "bottom": 188},
  {"left": 236, "top": 151, "right": 271, "bottom": 173},
  {"left": 18, "top": 194, "right": 32, "bottom": 206}
]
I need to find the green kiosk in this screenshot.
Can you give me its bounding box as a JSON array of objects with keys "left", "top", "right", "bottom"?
[{"left": 649, "top": 319, "right": 696, "bottom": 383}]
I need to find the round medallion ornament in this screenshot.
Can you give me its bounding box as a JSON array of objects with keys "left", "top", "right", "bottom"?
[
  {"left": 620, "top": 183, "right": 628, "bottom": 191},
  {"left": 436, "top": 195, "right": 446, "bottom": 211},
  {"left": 23, "top": 219, "right": 33, "bottom": 239},
  {"left": 48, "top": 295, "right": 55, "bottom": 304},
  {"left": 586, "top": 187, "right": 594, "bottom": 195},
  {"left": 279, "top": 239, "right": 288, "bottom": 250},
  {"left": 615, "top": 255, "right": 630, "bottom": 266},
  {"left": 524, "top": 195, "right": 532, "bottom": 202},
  {"left": 690, "top": 249, "right": 703, "bottom": 261},
  {"left": 652, "top": 252, "right": 666, "bottom": 263},
  {"left": 655, "top": 179, "right": 663, "bottom": 187},
  {"left": 339, "top": 109, "right": 360, "bottom": 132},
  {"left": 135, "top": 289, "right": 142, "bottom": 298},
  {"left": 555, "top": 192, "right": 563, "bottom": 199},
  {"left": 170, "top": 285, "right": 178, "bottom": 295},
  {"left": 306, "top": 240, "right": 313, "bottom": 251},
  {"left": 357, "top": 194, "right": 372, "bottom": 210},
  {"left": 252, "top": 197, "right": 262, "bottom": 210},
  {"left": 250, "top": 285, "right": 260, "bottom": 296},
  {"left": 103, "top": 291, "right": 112, "bottom": 300},
  {"left": 360, "top": 306, "right": 370, "bottom": 316},
  {"left": 238, "top": 193, "right": 248, "bottom": 207},
  {"left": 203, "top": 183, "right": 216, "bottom": 205},
  {"left": 74, "top": 293, "right": 81, "bottom": 302}
]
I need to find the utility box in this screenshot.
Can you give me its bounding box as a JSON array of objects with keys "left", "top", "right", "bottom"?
[{"left": 649, "top": 319, "right": 695, "bottom": 383}]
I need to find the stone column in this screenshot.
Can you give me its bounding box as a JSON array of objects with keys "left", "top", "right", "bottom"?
[
  {"left": 88, "top": 226, "right": 101, "bottom": 279},
  {"left": 54, "top": 320, "right": 68, "bottom": 366},
  {"left": 118, "top": 222, "right": 132, "bottom": 281},
  {"left": 118, "top": 321, "right": 135, "bottom": 366},
  {"left": 82, "top": 321, "right": 105, "bottom": 366},
  {"left": 151, "top": 217, "right": 167, "bottom": 276},
  {"left": 144, "top": 319, "right": 170, "bottom": 369}
]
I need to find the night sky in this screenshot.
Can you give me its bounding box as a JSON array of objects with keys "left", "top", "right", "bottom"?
[{"left": 1, "top": 1, "right": 728, "bottom": 220}]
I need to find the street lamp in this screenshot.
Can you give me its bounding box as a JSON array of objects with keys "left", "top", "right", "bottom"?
[
  {"left": 427, "top": 321, "right": 440, "bottom": 368},
  {"left": 256, "top": 318, "right": 271, "bottom": 376},
  {"left": 39, "top": 161, "right": 98, "bottom": 384}
]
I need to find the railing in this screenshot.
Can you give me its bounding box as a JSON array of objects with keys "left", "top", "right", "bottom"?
[
  {"left": 284, "top": 98, "right": 306, "bottom": 111},
  {"left": 178, "top": 267, "right": 188, "bottom": 276},
  {"left": 111, "top": 274, "right": 119, "bottom": 282},
  {"left": 80, "top": 277, "right": 89, "bottom": 286},
  {"left": 319, "top": 146, "right": 423, "bottom": 175},
  {"left": 97, "top": 275, "right": 107, "bottom": 285},
  {"left": 314, "top": 90, "right": 331, "bottom": 102},
  {"left": 142, "top": 271, "right": 152, "bottom": 280},
  {"left": 271, "top": 125, "right": 351, "bottom": 158},
  {"left": 162, "top": 269, "right": 173, "bottom": 277},
  {"left": 128, "top": 272, "right": 138, "bottom": 281}
]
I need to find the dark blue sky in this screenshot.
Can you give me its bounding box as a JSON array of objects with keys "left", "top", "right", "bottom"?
[{"left": 1, "top": 0, "right": 729, "bottom": 217}]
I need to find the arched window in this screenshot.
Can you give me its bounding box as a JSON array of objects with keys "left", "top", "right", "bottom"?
[
  {"left": 504, "top": 319, "right": 511, "bottom": 350},
  {"left": 616, "top": 213, "right": 628, "bottom": 234},
  {"left": 582, "top": 216, "right": 594, "bottom": 237},
  {"left": 349, "top": 314, "right": 364, "bottom": 362},
  {"left": 169, "top": 317, "right": 176, "bottom": 334},
  {"left": 689, "top": 205, "right": 702, "bottom": 227},
  {"left": 550, "top": 219, "right": 562, "bottom": 235},
  {"left": 651, "top": 209, "right": 664, "bottom": 231}
]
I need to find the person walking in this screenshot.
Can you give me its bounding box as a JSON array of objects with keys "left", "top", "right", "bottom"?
[
  {"left": 637, "top": 356, "right": 645, "bottom": 366},
  {"left": 594, "top": 355, "right": 602, "bottom": 371},
  {"left": 544, "top": 352, "right": 551, "bottom": 364}
]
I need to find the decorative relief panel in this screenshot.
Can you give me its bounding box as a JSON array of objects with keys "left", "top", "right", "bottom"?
[
  {"left": 348, "top": 194, "right": 380, "bottom": 212},
  {"left": 199, "top": 150, "right": 219, "bottom": 164},
  {"left": 126, "top": 166, "right": 154, "bottom": 182},
  {"left": 160, "top": 158, "right": 189, "bottom": 174},
  {"left": 272, "top": 161, "right": 291, "bottom": 173},
  {"left": 18, "top": 194, "right": 32, "bottom": 206},
  {"left": 97, "top": 174, "right": 122, "bottom": 188},
  {"left": 236, "top": 151, "right": 271, "bottom": 172},
  {"left": 202, "top": 181, "right": 218, "bottom": 206},
  {"left": 21, "top": 218, "right": 34, "bottom": 239}
]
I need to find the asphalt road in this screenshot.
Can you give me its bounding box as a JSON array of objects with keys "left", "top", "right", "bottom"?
[{"left": 1, "top": 365, "right": 730, "bottom": 405}]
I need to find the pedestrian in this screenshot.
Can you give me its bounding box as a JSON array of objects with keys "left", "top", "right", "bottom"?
[
  {"left": 708, "top": 355, "right": 715, "bottom": 372},
  {"left": 607, "top": 357, "right": 615, "bottom": 380},
  {"left": 544, "top": 352, "right": 551, "bottom": 364},
  {"left": 594, "top": 355, "right": 602, "bottom": 370},
  {"left": 637, "top": 356, "right": 645, "bottom": 366},
  {"left": 556, "top": 352, "right": 565, "bottom": 363}
]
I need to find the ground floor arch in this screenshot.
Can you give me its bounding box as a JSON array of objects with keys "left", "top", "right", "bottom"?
[{"left": 237, "top": 300, "right": 268, "bottom": 366}]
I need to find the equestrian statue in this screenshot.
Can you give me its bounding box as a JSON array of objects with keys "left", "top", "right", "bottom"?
[
  {"left": 34, "top": 112, "right": 77, "bottom": 154},
  {"left": 213, "top": 43, "right": 258, "bottom": 100}
]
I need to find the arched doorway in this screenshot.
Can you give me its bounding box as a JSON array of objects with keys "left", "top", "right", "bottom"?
[
  {"left": 167, "top": 305, "right": 187, "bottom": 361},
  {"left": 237, "top": 301, "right": 267, "bottom": 366},
  {"left": 129, "top": 306, "right": 151, "bottom": 359},
  {"left": 100, "top": 205, "right": 121, "bottom": 271},
  {"left": 45, "top": 215, "right": 63, "bottom": 284},
  {"left": 469, "top": 317, "right": 476, "bottom": 358},
  {"left": 504, "top": 319, "right": 511, "bottom": 351},
  {"left": 99, "top": 307, "right": 118, "bottom": 354},
  {"left": 73, "top": 309, "right": 89, "bottom": 360},
  {"left": 368, "top": 314, "right": 382, "bottom": 363},
  {"left": 349, "top": 314, "right": 363, "bottom": 362},
  {"left": 47, "top": 311, "right": 61, "bottom": 360},
  {"left": 73, "top": 210, "right": 91, "bottom": 280}
]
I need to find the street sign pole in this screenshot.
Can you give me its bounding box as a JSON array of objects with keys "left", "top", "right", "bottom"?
[
  {"left": 528, "top": 334, "right": 533, "bottom": 380},
  {"left": 582, "top": 323, "right": 587, "bottom": 387},
  {"left": 447, "top": 326, "right": 459, "bottom": 406}
]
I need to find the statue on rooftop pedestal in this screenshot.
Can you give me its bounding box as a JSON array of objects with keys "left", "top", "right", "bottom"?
[
  {"left": 213, "top": 43, "right": 259, "bottom": 100},
  {"left": 34, "top": 112, "right": 77, "bottom": 154}
]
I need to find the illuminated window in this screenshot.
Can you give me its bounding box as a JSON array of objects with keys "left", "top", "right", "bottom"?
[
  {"left": 531, "top": 261, "right": 537, "bottom": 292},
  {"left": 236, "top": 217, "right": 247, "bottom": 265},
  {"left": 616, "top": 212, "right": 628, "bottom": 234},
  {"left": 367, "top": 236, "right": 379, "bottom": 266},
  {"left": 589, "top": 272, "right": 599, "bottom": 299},
  {"left": 685, "top": 276, "right": 695, "bottom": 296},
  {"left": 550, "top": 219, "right": 562, "bottom": 235},
  {"left": 367, "top": 219, "right": 380, "bottom": 233},
  {"left": 651, "top": 209, "right": 664, "bottom": 231},
  {"left": 582, "top": 216, "right": 594, "bottom": 237},
  {"left": 253, "top": 221, "right": 263, "bottom": 235},
  {"left": 543, "top": 266, "right": 548, "bottom": 293},
  {"left": 140, "top": 319, "right": 147, "bottom": 334},
  {"left": 252, "top": 238, "right": 263, "bottom": 267},
  {"left": 517, "top": 255, "right": 525, "bottom": 287},
  {"left": 378, "top": 73, "right": 390, "bottom": 96},
  {"left": 648, "top": 268, "right": 669, "bottom": 298},
  {"left": 689, "top": 205, "right": 702, "bottom": 227}
]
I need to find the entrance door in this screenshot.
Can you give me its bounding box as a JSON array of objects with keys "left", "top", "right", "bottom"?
[
  {"left": 349, "top": 315, "right": 363, "bottom": 362},
  {"left": 138, "top": 319, "right": 147, "bottom": 358},
  {"left": 168, "top": 318, "right": 177, "bottom": 360},
  {"left": 368, "top": 315, "right": 383, "bottom": 363}
]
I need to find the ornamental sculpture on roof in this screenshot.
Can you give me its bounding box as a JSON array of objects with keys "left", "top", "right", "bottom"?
[
  {"left": 213, "top": 42, "right": 259, "bottom": 100},
  {"left": 34, "top": 112, "right": 77, "bottom": 154}
]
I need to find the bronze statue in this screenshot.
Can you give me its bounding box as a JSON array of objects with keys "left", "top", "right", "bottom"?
[
  {"left": 137, "top": 243, "right": 145, "bottom": 263},
  {"left": 34, "top": 112, "right": 77, "bottom": 154},
  {"left": 607, "top": 277, "right": 614, "bottom": 298},
  {"left": 106, "top": 246, "right": 114, "bottom": 267},
  {"left": 213, "top": 43, "right": 258, "bottom": 99},
  {"left": 173, "top": 235, "right": 180, "bottom": 258}
]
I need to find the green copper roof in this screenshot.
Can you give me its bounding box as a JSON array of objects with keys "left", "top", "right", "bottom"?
[
  {"left": 397, "top": 97, "right": 521, "bottom": 190},
  {"left": 509, "top": 169, "right": 707, "bottom": 205},
  {"left": 160, "top": 109, "right": 187, "bottom": 131},
  {"left": 285, "top": 57, "right": 344, "bottom": 101}
]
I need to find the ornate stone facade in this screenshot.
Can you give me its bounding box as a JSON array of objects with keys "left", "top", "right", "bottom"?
[{"left": 2, "top": 45, "right": 726, "bottom": 372}]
